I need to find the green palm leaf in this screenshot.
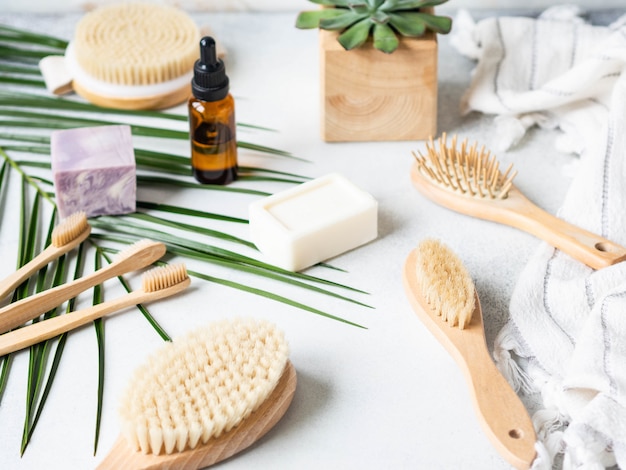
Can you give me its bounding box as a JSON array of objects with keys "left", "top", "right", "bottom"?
[{"left": 0, "top": 24, "right": 373, "bottom": 457}]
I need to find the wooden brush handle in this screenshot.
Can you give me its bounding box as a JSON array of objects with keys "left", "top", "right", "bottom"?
[
  {"left": 0, "top": 242, "right": 165, "bottom": 334},
  {"left": 500, "top": 189, "right": 626, "bottom": 269},
  {"left": 0, "top": 228, "right": 90, "bottom": 301},
  {"left": 97, "top": 361, "right": 297, "bottom": 470},
  {"left": 0, "top": 277, "right": 189, "bottom": 356},
  {"left": 461, "top": 328, "right": 537, "bottom": 470}
]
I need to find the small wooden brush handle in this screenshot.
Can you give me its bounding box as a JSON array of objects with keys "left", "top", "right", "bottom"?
[
  {"left": 0, "top": 242, "right": 165, "bottom": 334},
  {"left": 97, "top": 361, "right": 297, "bottom": 470},
  {"left": 0, "top": 277, "right": 189, "bottom": 356},
  {"left": 0, "top": 228, "right": 90, "bottom": 301}
]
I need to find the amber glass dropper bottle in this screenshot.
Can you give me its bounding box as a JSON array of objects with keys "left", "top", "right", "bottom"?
[{"left": 188, "top": 36, "right": 238, "bottom": 185}]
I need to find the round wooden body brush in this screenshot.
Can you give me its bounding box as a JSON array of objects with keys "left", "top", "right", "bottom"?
[
  {"left": 403, "top": 239, "right": 536, "bottom": 469},
  {"left": 65, "top": 3, "right": 200, "bottom": 110},
  {"left": 411, "top": 134, "right": 626, "bottom": 270}
]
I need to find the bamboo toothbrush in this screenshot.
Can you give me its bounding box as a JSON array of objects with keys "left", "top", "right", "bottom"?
[
  {"left": 403, "top": 239, "right": 536, "bottom": 470},
  {"left": 97, "top": 317, "right": 297, "bottom": 470},
  {"left": 0, "top": 239, "right": 166, "bottom": 334},
  {"left": 411, "top": 134, "right": 626, "bottom": 270},
  {"left": 0, "top": 264, "right": 190, "bottom": 356},
  {"left": 0, "top": 211, "right": 90, "bottom": 301}
]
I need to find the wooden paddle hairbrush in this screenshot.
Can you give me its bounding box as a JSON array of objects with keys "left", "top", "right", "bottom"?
[{"left": 410, "top": 134, "right": 626, "bottom": 270}]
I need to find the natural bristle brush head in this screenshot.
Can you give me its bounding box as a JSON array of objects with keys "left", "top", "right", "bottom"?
[
  {"left": 415, "top": 239, "right": 475, "bottom": 329},
  {"left": 141, "top": 264, "right": 188, "bottom": 292},
  {"left": 118, "top": 318, "right": 290, "bottom": 456},
  {"left": 73, "top": 3, "right": 199, "bottom": 87},
  {"left": 51, "top": 211, "right": 89, "bottom": 247},
  {"left": 66, "top": 2, "right": 201, "bottom": 110},
  {"left": 412, "top": 133, "right": 518, "bottom": 200}
]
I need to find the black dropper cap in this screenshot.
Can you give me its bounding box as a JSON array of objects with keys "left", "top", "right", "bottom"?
[{"left": 191, "top": 36, "right": 229, "bottom": 102}]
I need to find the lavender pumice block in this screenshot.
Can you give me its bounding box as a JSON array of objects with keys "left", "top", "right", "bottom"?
[{"left": 51, "top": 125, "right": 136, "bottom": 219}]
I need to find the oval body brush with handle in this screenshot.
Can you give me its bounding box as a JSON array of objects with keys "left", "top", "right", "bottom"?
[
  {"left": 411, "top": 134, "right": 626, "bottom": 270},
  {"left": 403, "top": 239, "right": 536, "bottom": 469},
  {"left": 97, "top": 317, "right": 297, "bottom": 470}
]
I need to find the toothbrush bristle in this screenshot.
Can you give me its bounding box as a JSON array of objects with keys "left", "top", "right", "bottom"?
[
  {"left": 141, "top": 263, "right": 188, "bottom": 292},
  {"left": 51, "top": 211, "right": 89, "bottom": 247},
  {"left": 412, "top": 133, "right": 517, "bottom": 199},
  {"left": 414, "top": 239, "right": 475, "bottom": 329},
  {"left": 118, "top": 318, "right": 289, "bottom": 455}
]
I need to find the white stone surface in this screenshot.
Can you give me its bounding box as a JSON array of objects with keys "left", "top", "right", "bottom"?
[{"left": 0, "top": 8, "right": 619, "bottom": 470}]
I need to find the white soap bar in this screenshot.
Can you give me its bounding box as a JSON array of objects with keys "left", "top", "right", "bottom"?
[{"left": 249, "top": 173, "right": 378, "bottom": 271}]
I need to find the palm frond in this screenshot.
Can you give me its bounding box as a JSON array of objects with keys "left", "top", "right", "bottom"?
[{"left": 0, "top": 24, "right": 373, "bottom": 459}]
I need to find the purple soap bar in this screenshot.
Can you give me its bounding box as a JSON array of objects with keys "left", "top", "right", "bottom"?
[{"left": 51, "top": 125, "right": 136, "bottom": 218}]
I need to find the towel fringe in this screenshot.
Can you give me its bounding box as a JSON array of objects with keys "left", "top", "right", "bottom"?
[
  {"left": 531, "top": 440, "right": 556, "bottom": 470},
  {"left": 562, "top": 423, "right": 618, "bottom": 469},
  {"left": 531, "top": 408, "right": 568, "bottom": 468},
  {"left": 562, "top": 436, "right": 613, "bottom": 470},
  {"left": 493, "top": 323, "right": 534, "bottom": 393},
  {"left": 492, "top": 113, "right": 548, "bottom": 151}
]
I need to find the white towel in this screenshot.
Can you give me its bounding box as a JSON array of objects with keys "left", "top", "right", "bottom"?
[{"left": 451, "top": 6, "right": 626, "bottom": 469}]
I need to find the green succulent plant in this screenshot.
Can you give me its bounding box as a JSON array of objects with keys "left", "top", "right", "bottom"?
[{"left": 296, "top": 0, "right": 452, "bottom": 54}]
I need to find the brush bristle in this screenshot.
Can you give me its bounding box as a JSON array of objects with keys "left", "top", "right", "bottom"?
[
  {"left": 73, "top": 3, "right": 199, "bottom": 86},
  {"left": 141, "top": 264, "right": 188, "bottom": 292},
  {"left": 118, "top": 318, "right": 289, "bottom": 455},
  {"left": 414, "top": 239, "right": 475, "bottom": 329},
  {"left": 412, "top": 133, "right": 518, "bottom": 199},
  {"left": 51, "top": 211, "right": 89, "bottom": 247}
]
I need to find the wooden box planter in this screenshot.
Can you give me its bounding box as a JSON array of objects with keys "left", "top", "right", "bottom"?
[{"left": 320, "top": 28, "right": 438, "bottom": 142}]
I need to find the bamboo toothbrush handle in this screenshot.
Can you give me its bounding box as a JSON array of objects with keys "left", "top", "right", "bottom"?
[
  {"left": 0, "top": 246, "right": 63, "bottom": 301},
  {"left": 0, "top": 226, "right": 90, "bottom": 301},
  {"left": 0, "top": 277, "right": 189, "bottom": 356},
  {"left": 503, "top": 191, "right": 626, "bottom": 270},
  {"left": 0, "top": 242, "right": 165, "bottom": 334}
]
